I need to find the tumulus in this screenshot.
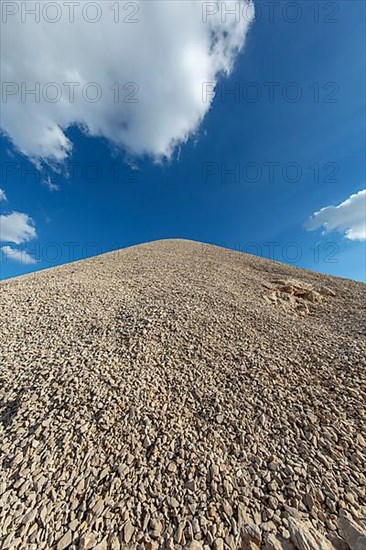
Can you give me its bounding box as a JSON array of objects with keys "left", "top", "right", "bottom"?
[{"left": 0, "top": 239, "right": 365, "bottom": 549}]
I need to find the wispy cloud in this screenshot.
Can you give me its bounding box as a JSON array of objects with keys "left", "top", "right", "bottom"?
[
  {"left": 0, "top": 188, "right": 7, "bottom": 202},
  {"left": 44, "top": 177, "right": 60, "bottom": 192},
  {"left": 305, "top": 189, "right": 366, "bottom": 241}
]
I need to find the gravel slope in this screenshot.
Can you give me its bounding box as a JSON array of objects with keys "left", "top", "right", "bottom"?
[{"left": 1, "top": 239, "right": 365, "bottom": 550}]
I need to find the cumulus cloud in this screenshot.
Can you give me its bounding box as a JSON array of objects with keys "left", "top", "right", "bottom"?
[
  {"left": 0, "top": 212, "right": 37, "bottom": 244},
  {"left": 0, "top": 192, "right": 39, "bottom": 265},
  {"left": 0, "top": 189, "right": 7, "bottom": 201},
  {"left": 1, "top": 0, "right": 254, "bottom": 163},
  {"left": 1, "top": 245, "right": 37, "bottom": 265},
  {"left": 305, "top": 189, "right": 366, "bottom": 241}
]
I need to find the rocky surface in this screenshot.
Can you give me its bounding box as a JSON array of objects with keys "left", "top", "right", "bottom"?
[{"left": 0, "top": 239, "right": 365, "bottom": 549}]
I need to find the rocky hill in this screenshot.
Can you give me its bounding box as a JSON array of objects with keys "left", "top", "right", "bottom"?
[{"left": 1, "top": 240, "right": 365, "bottom": 549}]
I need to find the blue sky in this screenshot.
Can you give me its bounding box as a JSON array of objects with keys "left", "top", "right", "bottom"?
[{"left": 1, "top": 0, "right": 365, "bottom": 281}]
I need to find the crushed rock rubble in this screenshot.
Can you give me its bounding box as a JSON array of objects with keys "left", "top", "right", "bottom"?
[{"left": 0, "top": 240, "right": 365, "bottom": 550}]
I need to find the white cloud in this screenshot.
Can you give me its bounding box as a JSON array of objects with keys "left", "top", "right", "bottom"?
[
  {"left": 0, "top": 211, "right": 37, "bottom": 244},
  {"left": 0, "top": 197, "right": 39, "bottom": 266},
  {"left": 1, "top": 0, "right": 254, "bottom": 163},
  {"left": 44, "top": 177, "right": 60, "bottom": 192},
  {"left": 0, "top": 189, "right": 7, "bottom": 201},
  {"left": 1, "top": 245, "right": 37, "bottom": 265},
  {"left": 305, "top": 189, "right": 366, "bottom": 241}
]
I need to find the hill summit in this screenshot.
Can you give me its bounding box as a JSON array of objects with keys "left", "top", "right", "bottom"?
[{"left": 1, "top": 240, "right": 365, "bottom": 549}]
